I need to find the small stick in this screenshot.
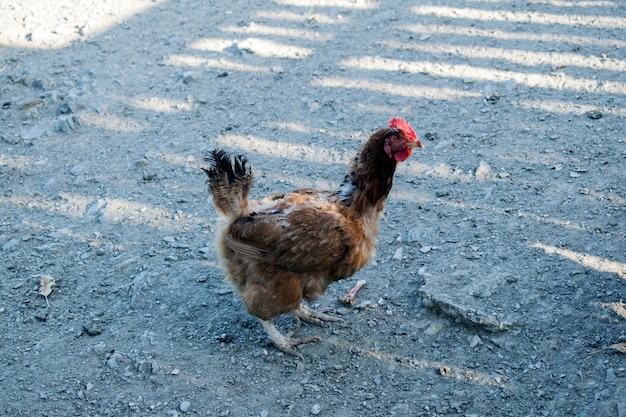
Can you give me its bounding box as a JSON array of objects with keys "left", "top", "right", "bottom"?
[
  {"left": 339, "top": 279, "right": 366, "bottom": 307},
  {"left": 588, "top": 342, "right": 626, "bottom": 355}
]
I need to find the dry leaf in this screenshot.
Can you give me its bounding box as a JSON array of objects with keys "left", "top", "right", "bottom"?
[
  {"left": 39, "top": 274, "right": 56, "bottom": 307},
  {"left": 607, "top": 342, "right": 626, "bottom": 354}
]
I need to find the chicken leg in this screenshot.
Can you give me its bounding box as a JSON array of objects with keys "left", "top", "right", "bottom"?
[
  {"left": 257, "top": 305, "right": 342, "bottom": 358},
  {"left": 293, "top": 304, "right": 343, "bottom": 326},
  {"left": 258, "top": 318, "right": 321, "bottom": 359}
]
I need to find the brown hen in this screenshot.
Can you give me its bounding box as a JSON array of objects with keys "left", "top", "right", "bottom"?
[{"left": 202, "top": 118, "right": 423, "bottom": 357}]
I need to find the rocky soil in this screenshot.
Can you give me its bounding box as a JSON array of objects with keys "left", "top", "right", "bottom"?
[{"left": 1, "top": 0, "right": 625, "bottom": 416}]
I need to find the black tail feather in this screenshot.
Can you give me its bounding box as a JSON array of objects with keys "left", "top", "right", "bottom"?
[
  {"left": 202, "top": 149, "right": 253, "bottom": 217},
  {"left": 203, "top": 150, "right": 249, "bottom": 185}
]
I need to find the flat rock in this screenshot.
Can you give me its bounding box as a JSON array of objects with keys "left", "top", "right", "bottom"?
[{"left": 419, "top": 270, "right": 516, "bottom": 332}]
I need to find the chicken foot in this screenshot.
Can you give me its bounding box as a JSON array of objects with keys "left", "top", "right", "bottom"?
[
  {"left": 258, "top": 318, "right": 321, "bottom": 359},
  {"left": 293, "top": 304, "right": 343, "bottom": 327},
  {"left": 257, "top": 305, "right": 342, "bottom": 358}
]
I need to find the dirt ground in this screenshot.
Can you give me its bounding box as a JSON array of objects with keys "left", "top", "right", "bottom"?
[{"left": 1, "top": 0, "right": 625, "bottom": 416}]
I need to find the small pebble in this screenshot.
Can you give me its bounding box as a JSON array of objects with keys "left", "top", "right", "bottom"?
[
  {"left": 586, "top": 110, "right": 602, "bottom": 119},
  {"left": 309, "top": 102, "right": 321, "bottom": 113},
  {"left": 504, "top": 78, "right": 517, "bottom": 92},
  {"left": 311, "top": 404, "right": 321, "bottom": 415},
  {"left": 179, "top": 401, "right": 190, "bottom": 412},
  {"left": 82, "top": 324, "right": 102, "bottom": 336},
  {"left": 469, "top": 335, "right": 482, "bottom": 348},
  {"left": 421, "top": 298, "right": 434, "bottom": 308},
  {"left": 475, "top": 160, "right": 492, "bottom": 180},
  {"left": 406, "top": 228, "right": 430, "bottom": 246},
  {"left": 107, "top": 353, "right": 123, "bottom": 369},
  {"left": 419, "top": 245, "right": 432, "bottom": 254},
  {"left": 182, "top": 71, "right": 197, "bottom": 84},
  {"left": 606, "top": 368, "right": 616, "bottom": 384},
  {"left": 392, "top": 247, "right": 403, "bottom": 261}
]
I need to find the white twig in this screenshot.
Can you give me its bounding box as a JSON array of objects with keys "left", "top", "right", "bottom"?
[{"left": 339, "top": 279, "right": 366, "bottom": 306}]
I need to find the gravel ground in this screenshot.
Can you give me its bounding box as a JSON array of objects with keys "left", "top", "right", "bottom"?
[{"left": 1, "top": 1, "right": 625, "bottom": 416}]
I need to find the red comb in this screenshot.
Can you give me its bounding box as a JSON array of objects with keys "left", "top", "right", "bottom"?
[{"left": 389, "top": 117, "right": 417, "bottom": 140}]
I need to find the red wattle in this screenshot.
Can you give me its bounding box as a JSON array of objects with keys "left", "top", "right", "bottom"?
[{"left": 394, "top": 149, "right": 413, "bottom": 162}]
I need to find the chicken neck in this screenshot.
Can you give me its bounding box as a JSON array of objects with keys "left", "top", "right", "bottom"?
[{"left": 336, "top": 128, "right": 397, "bottom": 214}]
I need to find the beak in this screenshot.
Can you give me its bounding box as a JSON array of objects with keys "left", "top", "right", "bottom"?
[{"left": 409, "top": 140, "right": 425, "bottom": 149}]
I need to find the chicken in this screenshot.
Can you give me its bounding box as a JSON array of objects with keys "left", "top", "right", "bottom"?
[{"left": 202, "top": 117, "right": 423, "bottom": 358}]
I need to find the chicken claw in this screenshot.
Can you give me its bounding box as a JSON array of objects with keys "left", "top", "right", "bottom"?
[
  {"left": 293, "top": 304, "right": 343, "bottom": 326},
  {"left": 258, "top": 318, "right": 321, "bottom": 359}
]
